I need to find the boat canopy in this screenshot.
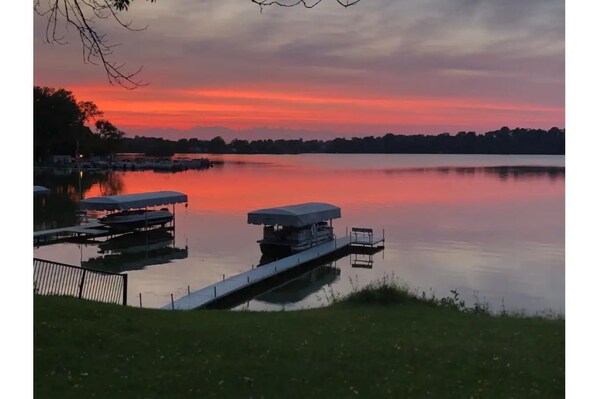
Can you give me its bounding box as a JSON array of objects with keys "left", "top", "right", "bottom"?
[
  {"left": 247, "top": 202, "right": 341, "bottom": 227},
  {"left": 80, "top": 191, "right": 188, "bottom": 211},
  {"left": 34, "top": 186, "right": 51, "bottom": 195}
]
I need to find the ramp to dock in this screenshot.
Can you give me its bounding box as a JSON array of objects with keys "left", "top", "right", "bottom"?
[{"left": 164, "top": 236, "right": 357, "bottom": 310}]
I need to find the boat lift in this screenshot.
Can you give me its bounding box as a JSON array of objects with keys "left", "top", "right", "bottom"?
[
  {"left": 35, "top": 191, "right": 188, "bottom": 246},
  {"left": 80, "top": 190, "right": 188, "bottom": 231}
]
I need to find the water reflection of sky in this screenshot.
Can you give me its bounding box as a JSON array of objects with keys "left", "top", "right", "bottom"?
[{"left": 34, "top": 154, "right": 564, "bottom": 314}]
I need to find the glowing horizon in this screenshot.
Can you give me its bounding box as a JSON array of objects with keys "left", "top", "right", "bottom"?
[{"left": 34, "top": 0, "right": 565, "bottom": 140}]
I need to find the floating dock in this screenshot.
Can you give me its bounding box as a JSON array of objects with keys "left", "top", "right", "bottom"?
[
  {"left": 33, "top": 223, "right": 176, "bottom": 246},
  {"left": 163, "top": 231, "right": 384, "bottom": 311},
  {"left": 34, "top": 221, "right": 110, "bottom": 245}
]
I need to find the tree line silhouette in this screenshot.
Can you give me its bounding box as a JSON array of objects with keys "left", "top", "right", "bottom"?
[
  {"left": 121, "top": 127, "right": 564, "bottom": 155},
  {"left": 34, "top": 86, "right": 564, "bottom": 158}
]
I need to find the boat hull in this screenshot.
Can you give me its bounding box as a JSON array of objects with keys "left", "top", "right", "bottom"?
[
  {"left": 258, "top": 223, "right": 334, "bottom": 257},
  {"left": 99, "top": 210, "right": 173, "bottom": 232},
  {"left": 258, "top": 236, "right": 334, "bottom": 257},
  {"left": 259, "top": 242, "right": 294, "bottom": 258}
]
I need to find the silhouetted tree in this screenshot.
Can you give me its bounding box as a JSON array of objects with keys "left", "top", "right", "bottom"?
[
  {"left": 207, "top": 136, "right": 227, "bottom": 153},
  {"left": 34, "top": 86, "right": 93, "bottom": 161},
  {"left": 34, "top": 86, "right": 125, "bottom": 161},
  {"left": 95, "top": 120, "right": 125, "bottom": 157}
]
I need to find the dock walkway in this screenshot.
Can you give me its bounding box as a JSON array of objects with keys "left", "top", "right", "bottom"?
[
  {"left": 34, "top": 222, "right": 108, "bottom": 245},
  {"left": 163, "top": 234, "right": 384, "bottom": 310}
]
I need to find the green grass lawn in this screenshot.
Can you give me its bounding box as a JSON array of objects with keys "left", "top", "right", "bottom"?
[{"left": 34, "top": 293, "right": 564, "bottom": 398}]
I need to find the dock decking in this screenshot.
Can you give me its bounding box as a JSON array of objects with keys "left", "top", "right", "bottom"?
[
  {"left": 34, "top": 222, "right": 109, "bottom": 245},
  {"left": 163, "top": 234, "right": 384, "bottom": 310}
]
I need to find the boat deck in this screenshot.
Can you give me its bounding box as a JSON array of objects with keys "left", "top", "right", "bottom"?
[{"left": 163, "top": 234, "right": 384, "bottom": 310}]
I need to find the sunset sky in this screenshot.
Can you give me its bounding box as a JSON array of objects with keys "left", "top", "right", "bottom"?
[{"left": 33, "top": 0, "right": 565, "bottom": 140}]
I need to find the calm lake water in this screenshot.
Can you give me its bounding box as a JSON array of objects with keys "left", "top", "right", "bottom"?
[{"left": 34, "top": 154, "right": 565, "bottom": 314}]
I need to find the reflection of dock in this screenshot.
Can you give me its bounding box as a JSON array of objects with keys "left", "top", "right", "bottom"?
[
  {"left": 256, "top": 264, "right": 341, "bottom": 305},
  {"left": 164, "top": 232, "right": 384, "bottom": 310},
  {"left": 83, "top": 246, "right": 188, "bottom": 273},
  {"left": 83, "top": 228, "right": 188, "bottom": 273},
  {"left": 351, "top": 253, "right": 374, "bottom": 268}
]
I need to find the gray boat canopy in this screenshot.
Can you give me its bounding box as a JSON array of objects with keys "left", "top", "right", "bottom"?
[
  {"left": 247, "top": 202, "right": 341, "bottom": 227},
  {"left": 34, "top": 186, "right": 51, "bottom": 195},
  {"left": 80, "top": 191, "right": 188, "bottom": 211}
]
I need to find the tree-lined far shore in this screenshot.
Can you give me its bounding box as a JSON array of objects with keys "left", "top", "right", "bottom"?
[
  {"left": 33, "top": 86, "right": 564, "bottom": 159},
  {"left": 121, "top": 127, "right": 564, "bottom": 156}
]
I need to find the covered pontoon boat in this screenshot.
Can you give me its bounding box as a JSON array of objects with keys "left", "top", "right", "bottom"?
[
  {"left": 80, "top": 191, "right": 188, "bottom": 231},
  {"left": 248, "top": 202, "right": 341, "bottom": 256}
]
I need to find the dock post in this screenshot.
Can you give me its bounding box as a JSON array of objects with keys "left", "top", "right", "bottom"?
[
  {"left": 214, "top": 286, "right": 217, "bottom": 297},
  {"left": 170, "top": 293, "right": 174, "bottom": 310},
  {"left": 78, "top": 270, "right": 87, "bottom": 299},
  {"left": 247, "top": 276, "right": 249, "bottom": 283},
  {"left": 187, "top": 285, "right": 190, "bottom": 295},
  {"left": 222, "top": 274, "right": 225, "bottom": 281},
  {"left": 383, "top": 228, "right": 385, "bottom": 242},
  {"left": 122, "top": 274, "right": 128, "bottom": 306},
  {"left": 139, "top": 293, "right": 142, "bottom": 308}
]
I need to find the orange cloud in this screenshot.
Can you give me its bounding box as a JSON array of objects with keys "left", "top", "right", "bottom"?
[{"left": 65, "top": 84, "right": 564, "bottom": 133}]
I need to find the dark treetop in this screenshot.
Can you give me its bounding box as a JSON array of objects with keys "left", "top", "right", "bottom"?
[{"left": 121, "top": 127, "right": 565, "bottom": 156}]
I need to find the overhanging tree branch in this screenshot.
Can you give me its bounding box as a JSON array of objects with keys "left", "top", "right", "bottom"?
[
  {"left": 251, "top": 0, "right": 361, "bottom": 13},
  {"left": 34, "top": 0, "right": 153, "bottom": 89},
  {"left": 35, "top": 0, "right": 362, "bottom": 89}
]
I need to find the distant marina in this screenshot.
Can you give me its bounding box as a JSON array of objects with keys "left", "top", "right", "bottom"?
[{"left": 36, "top": 155, "right": 214, "bottom": 172}]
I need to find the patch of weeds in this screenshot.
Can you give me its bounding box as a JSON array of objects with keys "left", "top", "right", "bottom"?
[
  {"left": 335, "top": 274, "right": 417, "bottom": 306},
  {"left": 320, "top": 274, "right": 560, "bottom": 319},
  {"left": 332, "top": 274, "right": 495, "bottom": 315}
]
